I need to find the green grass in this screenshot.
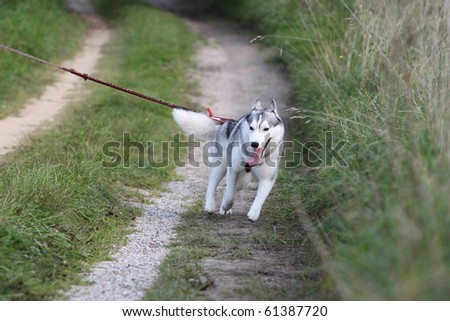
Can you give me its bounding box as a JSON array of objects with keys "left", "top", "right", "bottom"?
[
  {"left": 214, "top": 0, "right": 450, "bottom": 299},
  {"left": 0, "top": 0, "right": 88, "bottom": 118},
  {"left": 145, "top": 201, "right": 216, "bottom": 301},
  {"left": 0, "top": 1, "right": 197, "bottom": 300}
]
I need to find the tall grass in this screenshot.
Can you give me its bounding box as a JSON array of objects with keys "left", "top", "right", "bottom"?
[
  {"left": 216, "top": 0, "right": 450, "bottom": 299},
  {"left": 294, "top": 0, "right": 450, "bottom": 300}
]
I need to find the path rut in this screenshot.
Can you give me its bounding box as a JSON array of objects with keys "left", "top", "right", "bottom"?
[
  {"left": 184, "top": 18, "right": 292, "bottom": 300},
  {"left": 0, "top": 9, "right": 109, "bottom": 156}
]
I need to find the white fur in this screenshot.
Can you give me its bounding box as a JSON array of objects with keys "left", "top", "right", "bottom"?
[
  {"left": 172, "top": 100, "right": 284, "bottom": 222},
  {"left": 172, "top": 109, "right": 220, "bottom": 141}
]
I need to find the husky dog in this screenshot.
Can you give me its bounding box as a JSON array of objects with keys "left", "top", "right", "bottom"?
[{"left": 172, "top": 99, "right": 284, "bottom": 221}]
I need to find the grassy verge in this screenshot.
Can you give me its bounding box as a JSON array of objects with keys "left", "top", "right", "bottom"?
[
  {"left": 0, "top": 1, "right": 197, "bottom": 300},
  {"left": 0, "top": 0, "right": 88, "bottom": 118},
  {"left": 213, "top": 0, "right": 450, "bottom": 299}
]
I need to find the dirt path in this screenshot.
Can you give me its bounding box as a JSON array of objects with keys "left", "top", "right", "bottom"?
[
  {"left": 0, "top": 6, "right": 109, "bottom": 156},
  {"left": 187, "top": 19, "right": 290, "bottom": 118},
  {"left": 184, "top": 19, "right": 294, "bottom": 300},
  {"left": 67, "top": 1, "right": 294, "bottom": 299}
]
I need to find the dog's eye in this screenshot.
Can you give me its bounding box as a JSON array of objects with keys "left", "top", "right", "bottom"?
[
  {"left": 249, "top": 126, "right": 254, "bottom": 130},
  {"left": 263, "top": 128, "right": 269, "bottom": 131}
]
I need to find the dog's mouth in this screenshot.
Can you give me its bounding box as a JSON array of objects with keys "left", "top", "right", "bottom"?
[{"left": 246, "top": 138, "right": 271, "bottom": 167}]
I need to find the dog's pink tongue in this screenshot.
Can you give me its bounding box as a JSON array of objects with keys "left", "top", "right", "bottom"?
[{"left": 247, "top": 147, "right": 264, "bottom": 166}]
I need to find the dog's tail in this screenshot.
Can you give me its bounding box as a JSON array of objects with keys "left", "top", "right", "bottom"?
[{"left": 172, "top": 109, "right": 221, "bottom": 141}]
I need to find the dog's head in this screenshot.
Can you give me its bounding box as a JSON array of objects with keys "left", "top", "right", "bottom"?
[{"left": 243, "top": 99, "right": 284, "bottom": 166}]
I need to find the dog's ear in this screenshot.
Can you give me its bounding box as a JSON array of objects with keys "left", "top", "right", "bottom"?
[
  {"left": 268, "top": 99, "right": 278, "bottom": 112},
  {"left": 268, "top": 99, "right": 282, "bottom": 119},
  {"left": 252, "top": 98, "right": 262, "bottom": 110}
]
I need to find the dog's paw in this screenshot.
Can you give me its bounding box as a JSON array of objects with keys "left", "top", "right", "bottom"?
[
  {"left": 247, "top": 208, "right": 261, "bottom": 222},
  {"left": 204, "top": 200, "right": 216, "bottom": 214},
  {"left": 219, "top": 207, "right": 232, "bottom": 215}
]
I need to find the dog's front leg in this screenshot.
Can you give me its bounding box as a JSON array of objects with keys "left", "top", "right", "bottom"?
[
  {"left": 247, "top": 178, "right": 276, "bottom": 222},
  {"left": 219, "top": 169, "right": 239, "bottom": 215},
  {"left": 204, "top": 164, "right": 226, "bottom": 213}
]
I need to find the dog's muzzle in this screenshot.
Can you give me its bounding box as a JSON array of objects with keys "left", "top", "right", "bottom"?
[{"left": 245, "top": 138, "right": 271, "bottom": 171}]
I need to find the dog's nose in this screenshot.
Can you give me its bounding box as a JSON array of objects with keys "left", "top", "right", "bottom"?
[{"left": 251, "top": 142, "right": 259, "bottom": 148}]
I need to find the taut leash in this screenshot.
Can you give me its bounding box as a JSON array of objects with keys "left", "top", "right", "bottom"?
[{"left": 0, "top": 44, "right": 233, "bottom": 122}]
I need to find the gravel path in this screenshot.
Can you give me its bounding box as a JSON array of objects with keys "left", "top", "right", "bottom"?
[
  {"left": 68, "top": 170, "right": 206, "bottom": 300},
  {"left": 68, "top": 1, "right": 289, "bottom": 300}
]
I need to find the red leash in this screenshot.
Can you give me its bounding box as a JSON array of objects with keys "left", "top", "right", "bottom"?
[
  {"left": 0, "top": 44, "right": 233, "bottom": 123},
  {"left": 205, "top": 107, "right": 235, "bottom": 123}
]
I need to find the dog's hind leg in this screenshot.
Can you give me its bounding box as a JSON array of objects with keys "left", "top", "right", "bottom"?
[
  {"left": 204, "top": 164, "right": 226, "bottom": 213},
  {"left": 247, "top": 178, "right": 276, "bottom": 222},
  {"left": 236, "top": 171, "right": 252, "bottom": 192}
]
